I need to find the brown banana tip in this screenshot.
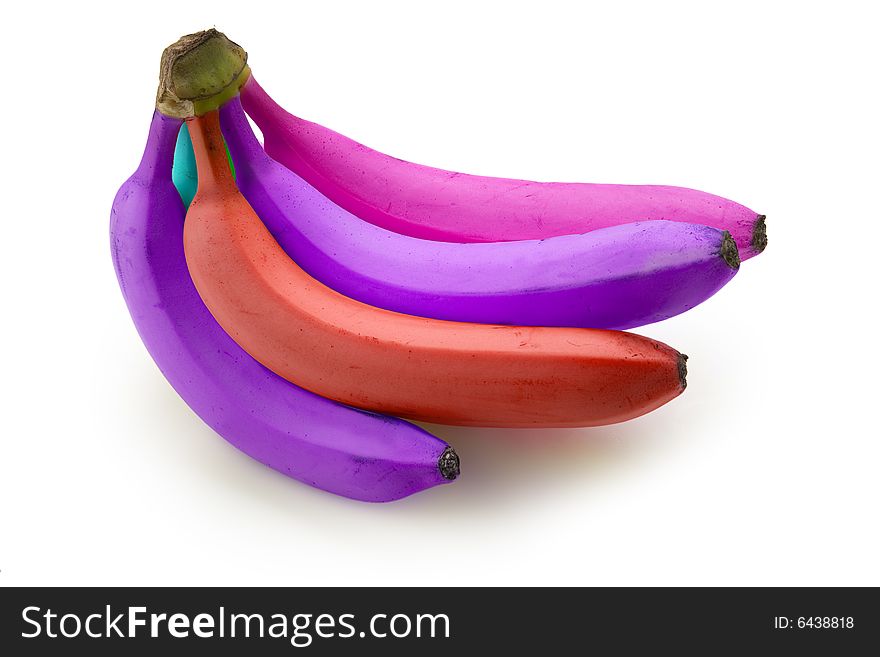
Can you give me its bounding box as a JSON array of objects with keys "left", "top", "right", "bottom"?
[
  {"left": 438, "top": 447, "right": 460, "bottom": 481},
  {"left": 720, "top": 231, "right": 741, "bottom": 269},
  {"left": 677, "top": 353, "right": 689, "bottom": 389},
  {"left": 751, "top": 215, "right": 768, "bottom": 253}
]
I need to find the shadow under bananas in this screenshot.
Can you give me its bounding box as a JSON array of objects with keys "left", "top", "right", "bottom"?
[
  {"left": 405, "top": 411, "right": 684, "bottom": 513},
  {"left": 126, "top": 357, "right": 689, "bottom": 520}
]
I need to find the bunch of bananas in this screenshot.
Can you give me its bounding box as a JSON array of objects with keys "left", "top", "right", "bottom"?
[{"left": 110, "top": 30, "right": 766, "bottom": 502}]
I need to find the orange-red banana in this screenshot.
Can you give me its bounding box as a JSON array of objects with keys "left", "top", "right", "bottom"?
[{"left": 183, "top": 110, "right": 688, "bottom": 428}]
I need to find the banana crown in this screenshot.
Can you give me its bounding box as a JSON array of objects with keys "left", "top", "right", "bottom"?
[{"left": 156, "top": 28, "right": 250, "bottom": 118}]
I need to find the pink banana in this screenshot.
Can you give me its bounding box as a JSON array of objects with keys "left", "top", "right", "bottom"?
[{"left": 241, "top": 77, "right": 767, "bottom": 259}]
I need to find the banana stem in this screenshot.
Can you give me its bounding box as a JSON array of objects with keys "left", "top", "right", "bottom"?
[
  {"left": 188, "top": 112, "right": 235, "bottom": 194},
  {"left": 156, "top": 29, "right": 250, "bottom": 119}
]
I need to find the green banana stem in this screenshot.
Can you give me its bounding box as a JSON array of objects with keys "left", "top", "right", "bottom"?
[{"left": 156, "top": 28, "right": 250, "bottom": 118}]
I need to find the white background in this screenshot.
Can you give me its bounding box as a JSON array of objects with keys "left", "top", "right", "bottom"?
[{"left": 2, "top": 1, "right": 878, "bottom": 586}]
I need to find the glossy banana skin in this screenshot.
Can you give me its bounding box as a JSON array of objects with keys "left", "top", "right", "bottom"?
[
  {"left": 171, "top": 120, "right": 198, "bottom": 207},
  {"left": 110, "top": 110, "right": 458, "bottom": 502},
  {"left": 201, "top": 98, "right": 739, "bottom": 330},
  {"left": 184, "top": 110, "right": 687, "bottom": 428},
  {"left": 241, "top": 77, "right": 766, "bottom": 259},
  {"left": 172, "top": 123, "right": 237, "bottom": 208}
]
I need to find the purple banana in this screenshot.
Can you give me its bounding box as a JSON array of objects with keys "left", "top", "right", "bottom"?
[
  {"left": 110, "top": 110, "right": 459, "bottom": 503},
  {"left": 218, "top": 97, "right": 740, "bottom": 330}
]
